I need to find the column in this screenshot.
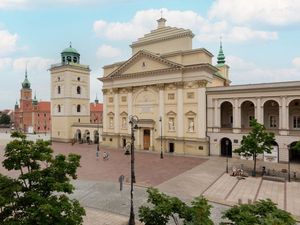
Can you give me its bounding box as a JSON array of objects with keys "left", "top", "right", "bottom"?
[
  {"left": 176, "top": 82, "right": 184, "bottom": 137},
  {"left": 127, "top": 88, "right": 132, "bottom": 135},
  {"left": 158, "top": 84, "right": 165, "bottom": 136},
  {"left": 150, "top": 129, "right": 153, "bottom": 150},
  {"left": 256, "top": 98, "right": 263, "bottom": 124},
  {"left": 213, "top": 99, "right": 220, "bottom": 132},
  {"left": 233, "top": 99, "right": 241, "bottom": 133},
  {"left": 280, "top": 96, "right": 288, "bottom": 135},
  {"left": 102, "top": 89, "right": 107, "bottom": 133},
  {"left": 197, "top": 81, "right": 207, "bottom": 138},
  {"left": 113, "top": 88, "right": 119, "bottom": 134}
]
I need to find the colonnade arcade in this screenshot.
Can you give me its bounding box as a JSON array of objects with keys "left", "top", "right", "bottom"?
[
  {"left": 214, "top": 98, "right": 300, "bottom": 135},
  {"left": 75, "top": 129, "right": 99, "bottom": 144}
]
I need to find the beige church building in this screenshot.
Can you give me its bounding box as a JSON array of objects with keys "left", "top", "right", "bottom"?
[{"left": 100, "top": 18, "right": 300, "bottom": 163}]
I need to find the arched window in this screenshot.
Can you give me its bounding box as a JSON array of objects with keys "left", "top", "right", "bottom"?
[
  {"left": 73, "top": 57, "right": 77, "bottom": 63},
  {"left": 77, "top": 86, "right": 81, "bottom": 94},
  {"left": 58, "top": 105, "right": 61, "bottom": 113},
  {"left": 77, "top": 104, "right": 81, "bottom": 112},
  {"left": 58, "top": 86, "right": 61, "bottom": 94}
]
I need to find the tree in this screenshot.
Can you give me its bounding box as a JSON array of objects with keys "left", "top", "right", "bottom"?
[
  {"left": 234, "top": 119, "right": 275, "bottom": 176},
  {"left": 0, "top": 131, "right": 85, "bottom": 225},
  {"left": 138, "top": 188, "right": 213, "bottom": 225},
  {"left": 221, "top": 199, "right": 296, "bottom": 225},
  {"left": 0, "top": 114, "right": 10, "bottom": 125}
]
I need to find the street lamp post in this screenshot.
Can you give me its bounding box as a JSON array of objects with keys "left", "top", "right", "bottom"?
[
  {"left": 225, "top": 140, "right": 229, "bottom": 173},
  {"left": 288, "top": 144, "right": 291, "bottom": 182},
  {"left": 128, "top": 115, "right": 138, "bottom": 225},
  {"left": 159, "top": 116, "right": 163, "bottom": 159}
]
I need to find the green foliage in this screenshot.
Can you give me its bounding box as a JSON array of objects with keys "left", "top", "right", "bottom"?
[
  {"left": 221, "top": 199, "right": 296, "bottom": 225},
  {"left": 0, "top": 114, "right": 10, "bottom": 125},
  {"left": 234, "top": 119, "right": 275, "bottom": 176},
  {"left": 0, "top": 131, "right": 85, "bottom": 225},
  {"left": 291, "top": 141, "right": 300, "bottom": 151},
  {"left": 139, "top": 188, "right": 213, "bottom": 225}
]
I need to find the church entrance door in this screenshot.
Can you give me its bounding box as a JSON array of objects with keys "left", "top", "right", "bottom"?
[{"left": 143, "top": 129, "right": 150, "bottom": 150}]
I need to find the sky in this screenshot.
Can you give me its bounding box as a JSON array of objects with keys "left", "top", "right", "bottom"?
[{"left": 0, "top": 0, "right": 300, "bottom": 109}]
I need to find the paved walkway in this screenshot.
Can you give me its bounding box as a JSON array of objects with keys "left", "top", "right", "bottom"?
[
  {"left": 202, "top": 173, "right": 300, "bottom": 219},
  {"left": 156, "top": 157, "right": 226, "bottom": 201}
]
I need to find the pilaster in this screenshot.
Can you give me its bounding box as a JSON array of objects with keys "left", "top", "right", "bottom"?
[
  {"left": 113, "top": 88, "right": 119, "bottom": 134},
  {"left": 197, "top": 80, "right": 207, "bottom": 138},
  {"left": 176, "top": 82, "right": 184, "bottom": 137}
]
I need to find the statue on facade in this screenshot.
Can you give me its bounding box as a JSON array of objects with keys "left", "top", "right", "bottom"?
[
  {"left": 188, "top": 119, "right": 194, "bottom": 132},
  {"left": 168, "top": 119, "right": 175, "bottom": 131}
]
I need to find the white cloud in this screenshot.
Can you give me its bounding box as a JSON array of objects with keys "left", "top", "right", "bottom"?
[
  {"left": 292, "top": 57, "right": 300, "bottom": 67},
  {"left": 209, "top": 0, "right": 300, "bottom": 25},
  {"left": 96, "top": 44, "right": 122, "bottom": 59},
  {"left": 0, "top": 57, "right": 12, "bottom": 70},
  {"left": 227, "top": 55, "right": 300, "bottom": 84},
  {"left": 0, "top": 29, "right": 18, "bottom": 56},
  {"left": 0, "top": 0, "right": 123, "bottom": 9},
  {"left": 93, "top": 8, "right": 278, "bottom": 43},
  {"left": 13, "top": 57, "right": 55, "bottom": 72}
]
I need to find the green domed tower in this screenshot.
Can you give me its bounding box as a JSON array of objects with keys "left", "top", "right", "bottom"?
[
  {"left": 22, "top": 69, "right": 31, "bottom": 89},
  {"left": 32, "top": 92, "right": 38, "bottom": 105},
  {"left": 61, "top": 42, "right": 80, "bottom": 64}
]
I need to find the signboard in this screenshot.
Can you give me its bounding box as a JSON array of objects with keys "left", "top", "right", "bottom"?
[{"left": 264, "top": 145, "right": 278, "bottom": 163}]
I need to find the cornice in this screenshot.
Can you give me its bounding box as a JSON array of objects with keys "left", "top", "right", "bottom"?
[{"left": 130, "top": 32, "right": 194, "bottom": 48}]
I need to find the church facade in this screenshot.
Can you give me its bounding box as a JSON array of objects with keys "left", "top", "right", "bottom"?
[
  {"left": 100, "top": 18, "right": 228, "bottom": 156},
  {"left": 100, "top": 18, "right": 300, "bottom": 162}
]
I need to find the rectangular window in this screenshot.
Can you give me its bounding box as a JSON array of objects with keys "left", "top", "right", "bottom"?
[
  {"left": 293, "top": 116, "right": 300, "bottom": 128},
  {"left": 270, "top": 116, "right": 277, "bottom": 128},
  {"left": 168, "top": 93, "right": 175, "bottom": 100},
  {"left": 187, "top": 92, "right": 194, "bottom": 99},
  {"left": 109, "top": 97, "right": 113, "bottom": 103},
  {"left": 121, "top": 96, "right": 127, "bottom": 102}
]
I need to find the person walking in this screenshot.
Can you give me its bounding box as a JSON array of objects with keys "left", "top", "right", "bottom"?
[{"left": 96, "top": 145, "right": 100, "bottom": 161}]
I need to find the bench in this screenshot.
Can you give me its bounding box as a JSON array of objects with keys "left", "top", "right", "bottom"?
[{"left": 262, "top": 175, "right": 286, "bottom": 182}]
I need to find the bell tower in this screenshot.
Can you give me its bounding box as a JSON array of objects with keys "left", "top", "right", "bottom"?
[{"left": 50, "top": 43, "right": 90, "bottom": 142}]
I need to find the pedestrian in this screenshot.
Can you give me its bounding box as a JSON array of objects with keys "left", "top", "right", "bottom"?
[
  {"left": 96, "top": 149, "right": 100, "bottom": 161},
  {"left": 103, "top": 151, "right": 109, "bottom": 161}
]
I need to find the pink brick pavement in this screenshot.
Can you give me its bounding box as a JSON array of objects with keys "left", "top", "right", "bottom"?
[{"left": 0, "top": 142, "right": 206, "bottom": 187}]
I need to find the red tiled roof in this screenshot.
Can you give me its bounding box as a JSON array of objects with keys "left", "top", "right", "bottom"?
[
  {"left": 90, "top": 103, "right": 103, "bottom": 112},
  {"left": 38, "top": 101, "right": 51, "bottom": 111}
]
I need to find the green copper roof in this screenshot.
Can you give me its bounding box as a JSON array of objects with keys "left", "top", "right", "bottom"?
[
  {"left": 217, "top": 41, "right": 225, "bottom": 65},
  {"left": 32, "top": 93, "right": 38, "bottom": 105},
  {"left": 95, "top": 94, "right": 99, "bottom": 104},
  {"left": 22, "top": 70, "right": 31, "bottom": 89},
  {"left": 61, "top": 42, "right": 79, "bottom": 55}
]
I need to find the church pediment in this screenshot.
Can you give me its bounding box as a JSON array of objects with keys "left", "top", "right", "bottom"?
[{"left": 108, "top": 50, "right": 182, "bottom": 77}]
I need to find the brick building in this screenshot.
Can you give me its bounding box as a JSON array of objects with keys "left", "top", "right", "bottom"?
[{"left": 14, "top": 71, "right": 51, "bottom": 133}]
